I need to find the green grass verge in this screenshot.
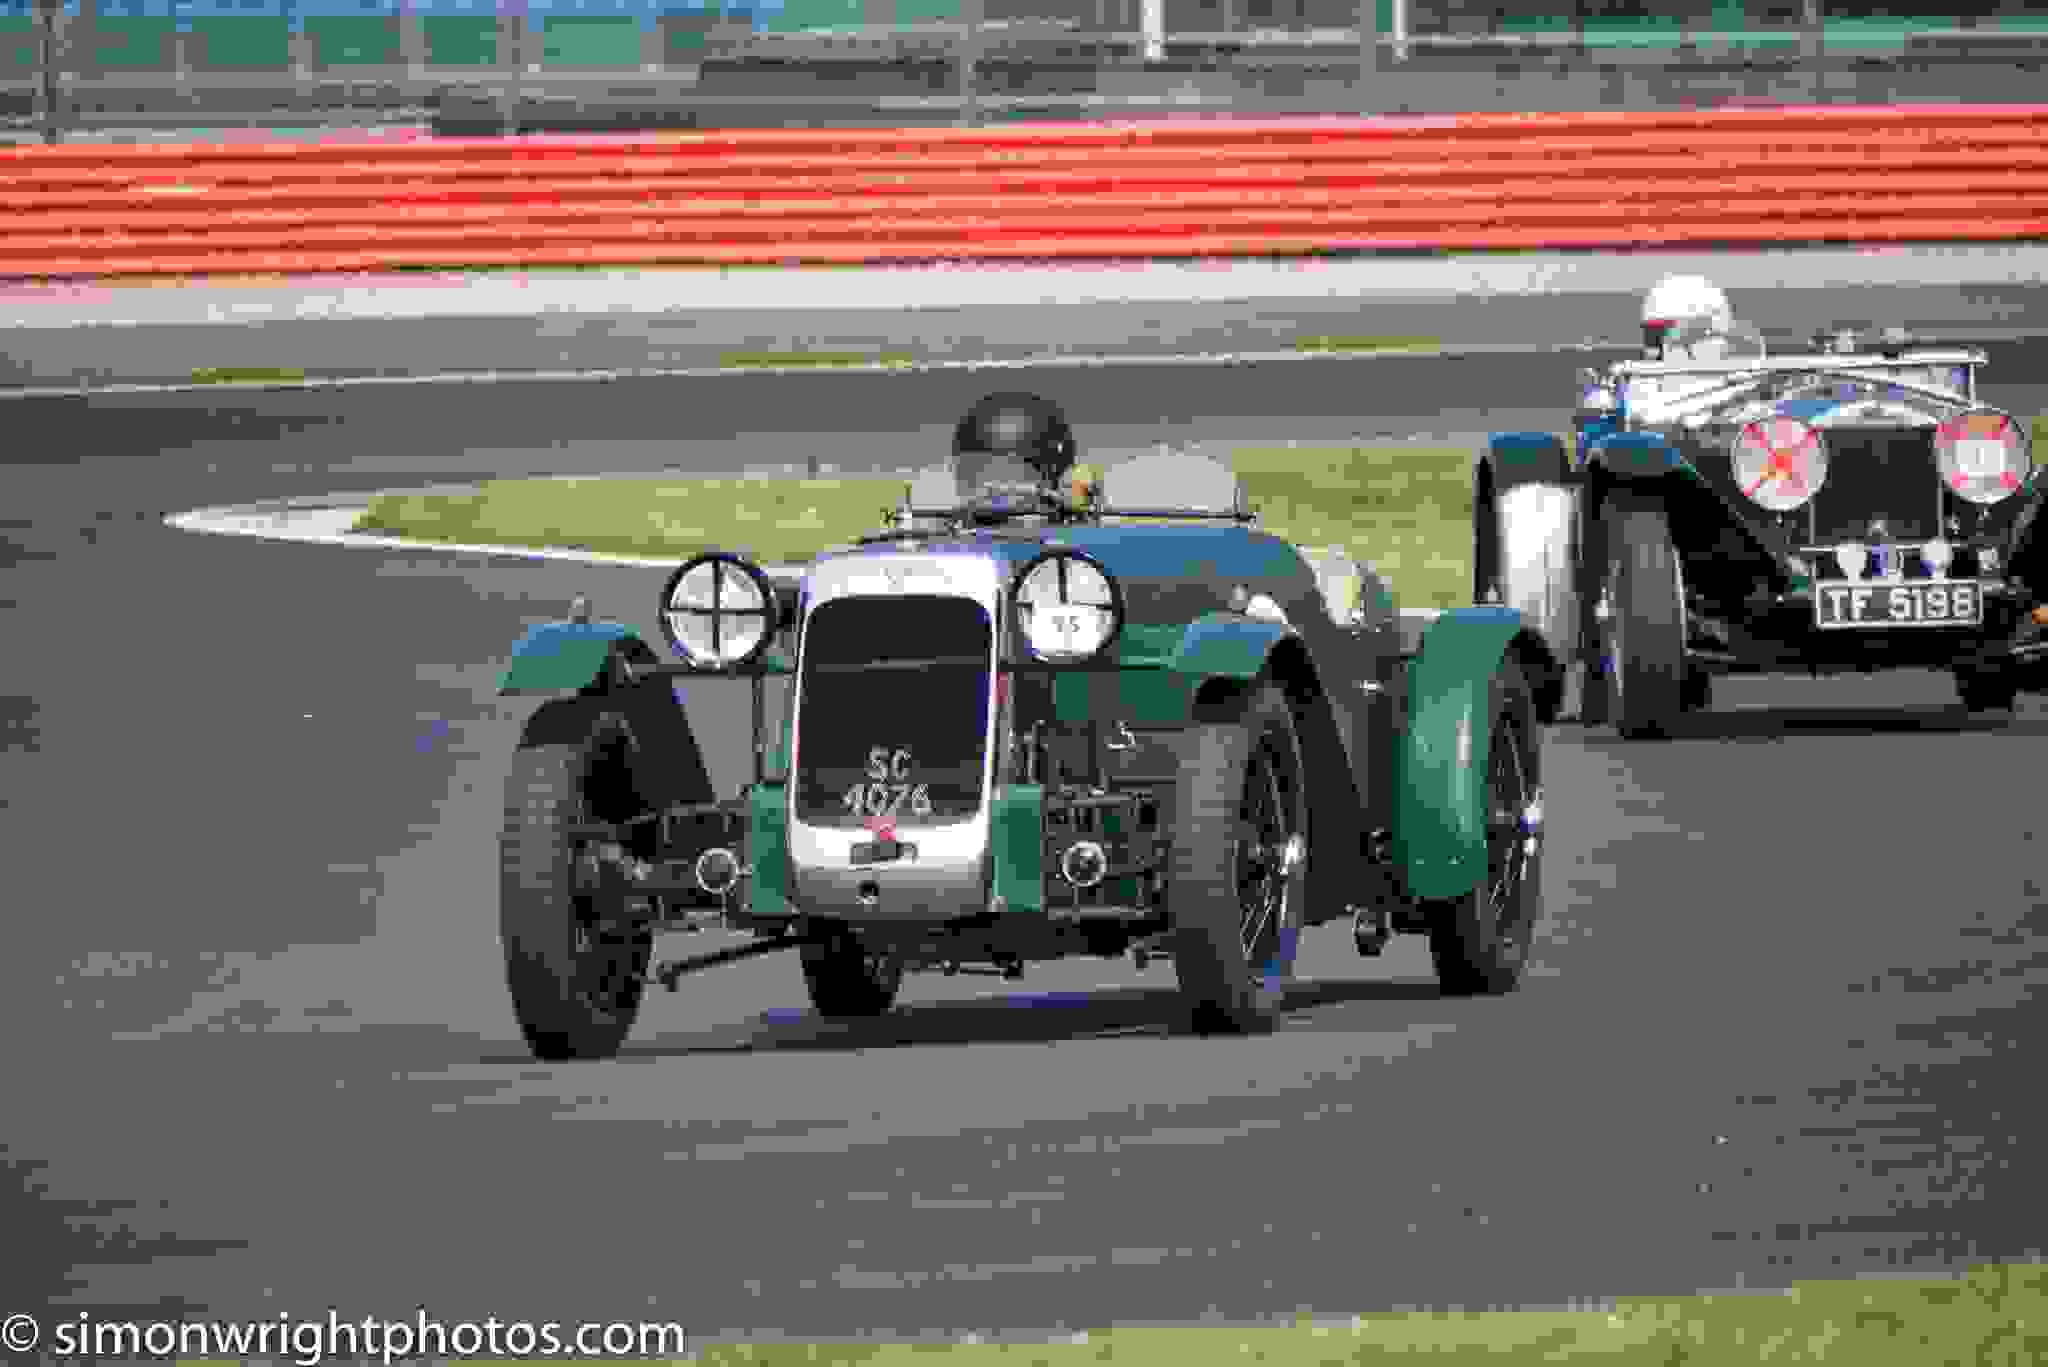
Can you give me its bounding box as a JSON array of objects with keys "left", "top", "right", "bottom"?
[
  {"left": 718, "top": 350, "right": 917, "bottom": 369},
  {"left": 189, "top": 365, "right": 307, "bottom": 385},
  {"left": 351, "top": 444, "right": 1477, "bottom": 609},
  {"left": 259, "top": 1263, "right": 2042, "bottom": 1365},
  {"left": 1292, "top": 335, "right": 1443, "bottom": 355},
  {"left": 352, "top": 420, "right": 2048, "bottom": 613}
]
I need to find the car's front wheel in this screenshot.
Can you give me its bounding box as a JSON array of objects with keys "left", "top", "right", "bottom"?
[
  {"left": 800, "top": 926, "right": 905, "bottom": 1017},
  {"left": 1170, "top": 683, "right": 1308, "bottom": 1035},
  {"left": 1425, "top": 657, "right": 1543, "bottom": 997},
  {"left": 1681, "top": 665, "right": 1714, "bottom": 714},
  {"left": 1598, "top": 491, "right": 1686, "bottom": 739},
  {"left": 501, "top": 712, "right": 657, "bottom": 1062},
  {"left": 1955, "top": 668, "right": 2018, "bottom": 715}
]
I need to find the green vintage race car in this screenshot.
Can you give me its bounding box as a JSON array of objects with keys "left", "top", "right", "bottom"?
[{"left": 496, "top": 392, "right": 1562, "bottom": 1061}]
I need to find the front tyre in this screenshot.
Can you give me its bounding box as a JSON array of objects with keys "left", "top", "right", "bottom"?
[
  {"left": 1427, "top": 658, "right": 1543, "bottom": 997},
  {"left": 1599, "top": 492, "right": 1686, "bottom": 739},
  {"left": 1680, "top": 666, "right": 1714, "bottom": 714},
  {"left": 801, "top": 926, "right": 905, "bottom": 1017},
  {"left": 1171, "top": 683, "right": 1309, "bottom": 1035},
  {"left": 500, "top": 718, "right": 656, "bottom": 1062},
  {"left": 1956, "top": 668, "right": 2018, "bottom": 715}
]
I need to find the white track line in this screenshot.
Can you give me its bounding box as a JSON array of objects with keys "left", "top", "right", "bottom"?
[
  {"left": 0, "top": 340, "right": 1579, "bottom": 401},
  {"left": 164, "top": 502, "right": 811, "bottom": 577},
  {"left": 23, "top": 320, "right": 2048, "bottom": 401},
  {"left": 13, "top": 241, "right": 2048, "bottom": 326}
]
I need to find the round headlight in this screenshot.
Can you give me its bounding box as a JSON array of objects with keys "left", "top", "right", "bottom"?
[
  {"left": 1935, "top": 411, "right": 2031, "bottom": 506},
  {"left": 1059, "top": 840, "right": 1108, "bottom": 889},
  {"left": 694, "top": 846, "right": 741, "bottom": 895},
  {"left": 1011, "top": 549, "right": 1123, "bottom": 664},
  {"left": 1731, "top": 416, "right": 1828, "bottom": 513},
  {"left": 1303, "top": 545, "right": 1364, "bottom": 627},
  {"left": 658, "top": 553, "right": 779, "bottom": 669}
]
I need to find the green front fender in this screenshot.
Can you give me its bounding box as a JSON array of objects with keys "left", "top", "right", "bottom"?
[
  {"left": 1169, "top": 613, "right": 1294, "bottom": 683},
  {"left": 499, "top": 621, "right": 646, "bottom": 695},
  {"left": 1484, "top": 431, "right": 1572, "bottom": 491},
  {"left": 1583, "top": 430, "right": 1700, "bottom": 483},
  {"left": 1395, "top": 606, "right": 1524, "bottom": 902},
  {"left": 499, "top": 621, "right": 794, "bottom": 696}
]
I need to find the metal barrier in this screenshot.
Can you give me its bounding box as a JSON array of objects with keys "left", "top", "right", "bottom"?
[
  {"left": 3, "top": 2, "right": 2046, "bottom": 140},
  {"left": 2, "top": 103, "right": 2043, "bottom": 275}
]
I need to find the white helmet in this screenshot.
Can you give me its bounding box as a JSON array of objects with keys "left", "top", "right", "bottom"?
[
  {"left": 1642, "top": 274, "right": 1733, "bottom": 359},
  {"left": 1642, "top": 274, "right": 1732, "bottom": 333}
]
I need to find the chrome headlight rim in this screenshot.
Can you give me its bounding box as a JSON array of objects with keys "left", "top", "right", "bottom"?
[
  {"left": 1058, "top": 838, "right": 1109, "bottom": 889},
  {"left": 1936, "top": 409, "right": 2033, "bottom": 508},
  {"left": 657, "top": 551, "right": 782, "bottom": 670},
  {"left": 1729, "top": 415, "right": 1828, "bottom": 514},
  {"left": 1009, "top": 547, "right": 1126, "bottom": 666},
  {"left": 693, "top": 846, "right": 742, "bottom": 895}
]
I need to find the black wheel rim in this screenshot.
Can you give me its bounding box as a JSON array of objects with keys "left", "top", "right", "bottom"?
[
  {"left": 820, "top": 932, "right": 902, "bottom": 999},
  {"left": 562, "top": 733, "right": 647, "bottom": 1016},
  {"left": 1602, "top": 549, "right": 1631, "bottom": 714},
  {"left": 1233, "top": 729, "right": 1300, "bottom": 973},
  {"left": 1484, "top": 713, "right": 1537, "bottom": 960},
  {"left": 568, "top": 909, "right": 644, "bottom": 1015}
]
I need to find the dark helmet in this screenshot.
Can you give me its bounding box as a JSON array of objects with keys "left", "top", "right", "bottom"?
[{"left": 951, "top": 391, "right": 1078, "bottom": 490}]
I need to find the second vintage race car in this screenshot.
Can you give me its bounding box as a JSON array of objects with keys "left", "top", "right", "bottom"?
[
  {"left": 1477, "top": 274, "right": 2046, "bottom": 737},
  {"left": 495, "top": 392, "right": 1563, "bottom": 1060}
]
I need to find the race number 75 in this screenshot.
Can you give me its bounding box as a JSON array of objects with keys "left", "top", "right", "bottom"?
[{"left": 842, "top": 746, "right": 932, "bottom": 818}]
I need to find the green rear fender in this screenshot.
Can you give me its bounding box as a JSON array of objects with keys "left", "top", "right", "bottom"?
[
  {"left": 1395, "top": 606, "right": 1525, "bottom": 902},
  {"left": 1049, "top": 616, "right": 1292, "bottom": 727}
]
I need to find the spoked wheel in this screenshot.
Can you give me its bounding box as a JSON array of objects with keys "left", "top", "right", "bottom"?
[
  {"left": 501, "top": 711, "right": 657, "bottom": 1062},
  {"left": 1427, "top": 659, "right": 1543, "bottom": 997},
  {"left": 1172, "top": 684, "right": 1308, "bottom": 1035}
]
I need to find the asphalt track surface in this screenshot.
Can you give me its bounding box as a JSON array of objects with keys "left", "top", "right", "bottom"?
[
  {"left": 6, "top": 337, "right": 2048, "bottom": 1342},
  {"left": 10, "top": 269, "right": 2047, "bottom": 390}
]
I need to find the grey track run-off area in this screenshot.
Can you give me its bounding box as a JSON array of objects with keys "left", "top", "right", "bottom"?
[
  {"left": 6, "top": 242, "right": 2048, "bottom": 390},
  {"left": 4, "top": 266, "right": 2047, "bottom": 1338}
]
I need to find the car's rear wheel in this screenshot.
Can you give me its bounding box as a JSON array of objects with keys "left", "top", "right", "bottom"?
[
  {"left": 801, "top": 926, "right": 905, "bottom": 1017},
  {"left": 1426, "top": 657, "right": 1543, "bottom": 996},
  {"left": 501, "top": 711, "right": 656, "bottom": 1062},
  {"left": 1598, "top": 491, "right": 1686, "bottom": 739},
  {"left": 1170, "top": 683, "right": 1308, "bottom": 1035}
]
